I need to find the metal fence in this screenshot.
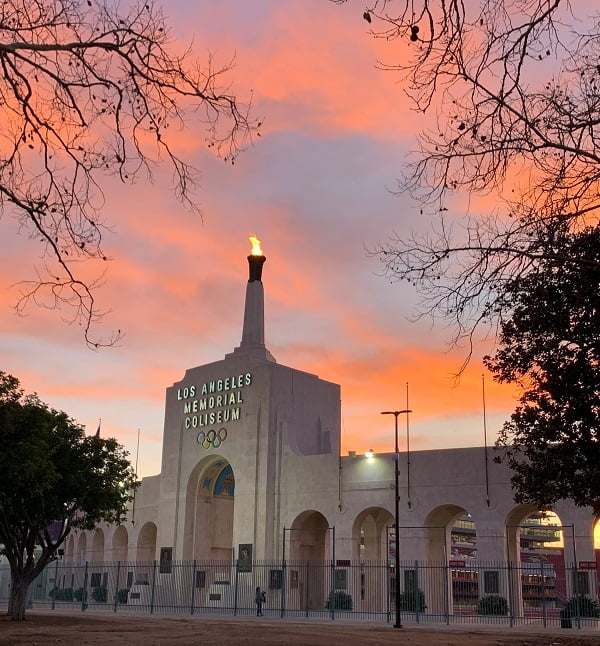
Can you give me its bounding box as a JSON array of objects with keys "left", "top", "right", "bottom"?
[{"left": 1, "top": 559, "right": 599, "bottom": 628}]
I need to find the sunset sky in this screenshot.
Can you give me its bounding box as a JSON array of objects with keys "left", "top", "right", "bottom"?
[{"left": 0, "top": 0, "right": 519, "bottom": 478}]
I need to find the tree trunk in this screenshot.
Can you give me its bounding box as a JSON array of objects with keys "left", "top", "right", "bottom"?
[{"left": 8, "top": 574, "right": 33, "bottom": 621}]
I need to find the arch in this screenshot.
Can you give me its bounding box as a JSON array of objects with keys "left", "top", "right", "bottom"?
[
  {"left": 424, "top": 504, "right": 470, "bottom": 562},
  {"left": 505, "top": 506, "right": 565, "bottom": 564},
  {"left": 89, "top": 528, "right": 105, "bottom": 564},
  {"left": 421, "top": 505, "right": 479, "bottom": 614},
  {"left": 182, "top": 454, "right": 235, "bottom": 561},
  {"left": 65, "top": 534, "right": 75, "bottom": 563},
  {"left": 76, "top": 532, "right": 87, "bottom": 565},
  {"left": 112, "top": 525, "right": 129, "bottom": 562},
  {"left": 352, "top": 507, "right": 393, "bottom": 562},
  {"left": 288, "top": 510, "right": 330, "bottom": 610},
  {"left": 137, "top": 522, "right": 157, "bottom": 562},
  {"left": 505, "top": 506, "right": 567, "bottom": 615},
  {"left": 289, "top": 510, "right": 330, "bottom": 561},
  {"left": 351, "top": 507, "right": 393, "bottom": 612}
]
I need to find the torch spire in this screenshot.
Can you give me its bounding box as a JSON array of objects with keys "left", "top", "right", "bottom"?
[{"left": 226, "top": 235, "right": 276, "bottom": 362}]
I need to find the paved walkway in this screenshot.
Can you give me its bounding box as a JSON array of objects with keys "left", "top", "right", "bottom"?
[{"left": 14, "top": 605, "right": 599, "bottom": 637}]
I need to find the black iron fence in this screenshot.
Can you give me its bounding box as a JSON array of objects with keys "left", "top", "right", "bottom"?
[{"left": 1, "top": 559, "right": 599, "bottom": 628}]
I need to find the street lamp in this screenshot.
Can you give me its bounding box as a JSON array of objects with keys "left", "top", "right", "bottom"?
[{"left": 381, "top": 409, "right": 412, "bottom": 629}]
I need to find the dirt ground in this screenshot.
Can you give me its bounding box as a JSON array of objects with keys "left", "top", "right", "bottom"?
[{"left": 0, "top": 613, "right": 598, "bottom": 646}]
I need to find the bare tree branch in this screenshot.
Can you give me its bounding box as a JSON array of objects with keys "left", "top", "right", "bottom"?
[
  {"left": 0, "top": 0, "right": 258, "bottom": 347},
  {"left": 336, "top": 0, "right": 600, "bottom": 362}
]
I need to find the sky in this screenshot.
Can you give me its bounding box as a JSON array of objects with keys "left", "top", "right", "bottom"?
[{"left": 0, "top": 0, "right": 519, "bottom": 478}]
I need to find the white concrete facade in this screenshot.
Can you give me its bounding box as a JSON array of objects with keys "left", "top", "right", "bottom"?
[{"left": 66, "top": 249, "right": 599, "bottom": 575}]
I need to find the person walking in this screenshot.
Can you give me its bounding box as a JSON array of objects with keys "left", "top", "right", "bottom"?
[{"left": 255, "top": 586, "right": 265, "bottom": 616}]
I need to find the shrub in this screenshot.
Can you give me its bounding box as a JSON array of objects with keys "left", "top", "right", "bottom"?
[
  {"left": 49, "top": 587, "right": 73, "bottom": 602},
  {"left": 73, "top": 587, "right": 86, "bottom": 602},
  {"left": 117, "top": 588, "right": 130, "bottom": 603},
  {"left": 398, "top": 589, "right": 426, "bottom": 612},
  {"left": 477, "top": 594, "right": 508, "bottom": 615},
  {"left": 91, "top": 586, "right": 107, "bottom": 603},
  {"left": 563, "top": 595, "right": 600, "bottom": 618},
  {"left": 327, "top": 591, "right": 353, "bottom": 610}
]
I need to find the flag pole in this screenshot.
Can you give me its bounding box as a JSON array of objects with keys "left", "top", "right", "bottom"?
[
  {"left": 406, "top": 382, "right": 411, "bottom": 509},
  {"left": 482, "top": 375, "right": 490, "bottom": 507},
  {"left": 132, "top": 429, "right": 140, "bottom": 526}
]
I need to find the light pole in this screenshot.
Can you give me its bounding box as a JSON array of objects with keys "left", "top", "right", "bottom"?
[{"left": 381, "top": 409, "right": 412, "bottom": 629}]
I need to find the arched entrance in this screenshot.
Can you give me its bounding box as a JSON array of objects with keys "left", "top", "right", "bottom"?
[
  {"left": 65, "top": 534, "right": 75, "bottom": 563},
  {"left": 112, "top": 525, "right": 128, "bottom": 561},
  {"left": 352, "top": 507, "right": 393, "bottom": 611},
  {"left": 288, "top": 510, "right": 330, "bottom": 610},
  {"left": 183, "top": 455, "right": 235, "bottom": 561},
  {"left": 352, "top": 507, "right": 393, "bottom": 562},
  {"left": 76, "top": 532, "right": 87, "bottom": 565},
  {"left": 424, "top": 504, "right": 477, "bottom": 614},
  {"left": 137, "top": 522, "right": 157, "bottom": 561},
  {"left": 506, "top": 507, "right": 567, "bottom": 615},
  {"left": 89, "top": 529, "right": 104, "bottom": 564}
]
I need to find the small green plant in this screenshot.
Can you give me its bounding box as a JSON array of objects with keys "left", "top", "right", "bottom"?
[
  {"left": 117, "top": 588, "right": 130, "bottom": 603},
  {"left": 49, "top": 587, "right": 74, "bottom": 602},
  {"left": 563, "top": 595, "right": 600, "bottom": 618},
  {"left": 326, "top": 591, "right": 353, "bottom": 610},
  {"left": 91, "top": 586, "right": 107, "bottom": 603},
  {"left": 398, "top": 589, "right": 426, "bottom": 612},
  {"left": 477, "top": 594, "right": 508, "bottom": 615}
]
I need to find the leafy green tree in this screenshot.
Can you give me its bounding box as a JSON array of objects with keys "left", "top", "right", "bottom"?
[
  {"left": 0, "top": 371, "right": 136, "bottom": 620},
  {"left": 484, "top": 226, "right": 600, "bottom": 513},
  {"left": 1, "top": 0, "right": 257, "bottom": 346}
]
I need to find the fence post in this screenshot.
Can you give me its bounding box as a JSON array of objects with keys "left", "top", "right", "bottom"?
[
  {"left": 443, "top": 560, "right": 450, "bottom": 625},
  {"left": 415, "top": 560, "right": 420, "bottom": 624},
  {"left": 573, "top": 560, "right": 581, "bottom": 629},
  {"left": 506, "top": 559, "right": 514, "bottom": 628},
  {"left": 386, "top": 561, "right": 391, "bottom": 623},
  {"left": 190, "top": 560, "right": 197, "bottom": 615},
  {"left": 540, "top": 561, "right": 546, "bottom": 628},
  {"left": 51, "top": 557, "right": 59, "bottom": 611},
  {"left": 305, "top": 560, "right": 310, "bottom": 617},
  {"left": 330, "top": 526, "right": 336, "bottom": 621},
  {"left": 150, "top": 561, "right": 157, "bottom": 614},
  {"left": 280, "top": 558, "right": 286, "bottom": 619},
  {"left": 113, "top": 561, "right": 121, "bottom": 613},
  {"left": 330, "top": 559, "right": 335, "bottom": 621},
  {"left": 233, "top": 560, "right": 239, "bottom": 617},
  {"left": 81, "top": 562, "right": 89, "bottom": 611}
]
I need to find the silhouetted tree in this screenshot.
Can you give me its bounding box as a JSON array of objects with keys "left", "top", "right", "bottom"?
[
  {"left": 0, "top": 0, "right": 257, "bottom": 346},
  {"left": 485, "top": 226, "right": 600, "bottom": 513},
  {"left": 0, "top": 371, "right": 136, "bottom": 620},
  {"left": 335, "top": 0, "right": 600, "bottom": 362}
]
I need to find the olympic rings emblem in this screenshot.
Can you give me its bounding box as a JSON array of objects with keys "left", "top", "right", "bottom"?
[{"left": 196, "top": 427, "right": 228, "bottom": 450}]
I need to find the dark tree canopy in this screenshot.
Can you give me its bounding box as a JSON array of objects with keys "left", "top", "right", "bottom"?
[
  {"left": 484, "top": 226, "right": 600, "bottom": 514},
  {"left": 0, "top": 371, "right": 136, "bottom": 620},
  {"left": 0, "top": 0, "right": 257, "bottom": 346}
]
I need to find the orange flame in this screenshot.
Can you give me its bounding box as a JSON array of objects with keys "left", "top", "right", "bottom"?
[{"left": 249, "top": 234, "right": 263, "bottom": 256}]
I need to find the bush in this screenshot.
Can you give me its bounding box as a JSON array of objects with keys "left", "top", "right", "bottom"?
[
  {"left": 398, "top": 589, "right": 426, "bottom": 612},
  {"left": 477, "top": 594, "right": 508, "bottom": 615},
  {"left": 91, "top": 586, "right": 107, "bottom": 603},
  {"left": 49, "top": 587, "right": 73, "bottom": 602},
  {"left": 73, "top": 587, "right": 86, "bottom": 602},
  {"left": 563, "top": 595, "right": 600, "bottom": 618},
  {"left": 326, "top": 591, "right": 353, "bottom": 610},
  {"left": 117, "top": 588, "right": 130, "bottom": 603}
]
